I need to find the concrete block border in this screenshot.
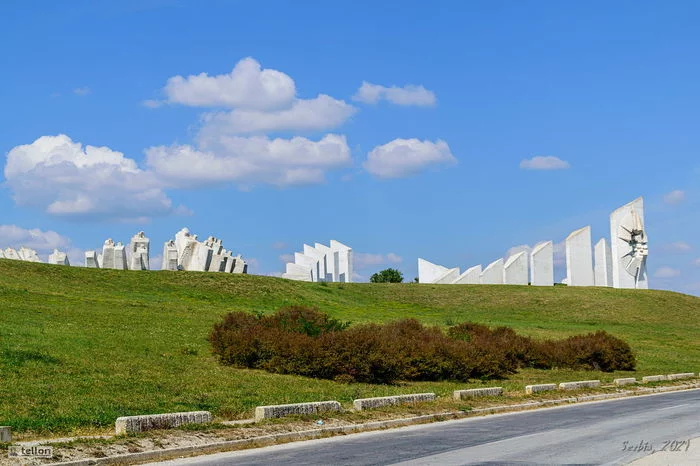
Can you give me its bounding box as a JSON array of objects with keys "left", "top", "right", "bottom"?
[
  {"left": 115, "top": 411, "right": 211, "bottom": 434},
  {"left": 525, "top": 384, "right": 556, "bottom": 394},
  {"left": 255, "top": 401, "right": 341, "bottom": 421},
  {"left": 614, "top": 378, "right": 637, "bottom": 386},
  {"left": 558, "top": 380, "right": 600, "bottom": 390},
  {"left": 353, "top": 393, "right": 436, "bottom": 411},
  {"left": 642, "top": 375, "right": 667, "bottom": 383},
  {"left": 453, "top": 387, "right": 503, "bottom": 400},
  {"left": 667, "top": 373, "right": 695, "bottom": 380},
  {"left": 0, "top": 426, "right": 11, "bottom": 442}
]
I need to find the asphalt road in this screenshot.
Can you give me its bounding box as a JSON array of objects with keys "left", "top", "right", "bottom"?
[{"left": 150, "top": 389, "right": 700, "bottom": 465}]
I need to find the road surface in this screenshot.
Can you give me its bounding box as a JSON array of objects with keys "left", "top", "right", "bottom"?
[{"left": 150, "top": 388, "right": 700, "bottom": 465}]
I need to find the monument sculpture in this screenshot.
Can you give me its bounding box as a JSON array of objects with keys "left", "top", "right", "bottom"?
[
  {"left": 48, "top": 249, "right": 70, "bottom": 266},
  {"left": 610, "top": 197, "right": 648, "bottom": 289},
  {"left": 416, "top": 197, "right": 648, "bottom": 290},
  {"left": 282, "top": 240, "right": 353, "bottom": 282}
]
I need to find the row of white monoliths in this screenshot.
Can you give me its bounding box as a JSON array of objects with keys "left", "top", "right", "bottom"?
[
  {"left": 418, "top": 197, "right": 649, "bottom": 290},
  {"left": 0, "top": 228, "right": 247, "bottom": 274}
]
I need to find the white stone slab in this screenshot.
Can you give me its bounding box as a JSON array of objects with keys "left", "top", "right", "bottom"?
[
  {"left": 610, "top": 197, "right": 649, "bottom": 289},
  {"left": 114, "top": 243, "right": 128, "bottom": 270},
  {"left": 85, "top": 250, "right": 100, "bottom": 268},
  {"left": 0, "top": 250, "right": 5, "bottom": 259},
  {"left": 161, "top": 241, "right": 179, "bottom": 271},
  {"left": 435, "top": 267, "right": 460, "bottom": 284},
  {"left": 129, "top": 231, "right": 150, "bottom": 271},
  {"left": 232, "top": 254, "right": 247, "bottom": 274},
  {"left": 4, "top": 248, "right": 20, "bottom": 260},
  {"left": 330, "top": 240, "right": 353, "bottom": 283},
  {"left": 614, "top": 378, "right": 637, "bottom": 386},
  {"left": 525, "top": 383, "right": 557, "bottom": 394},
  {"left": 18, "top": 247, "right": 42, "bottom": 262},
  {"left": 418, "top": 258, "right": 451, "bottom": 284},
  {"left": 594, "top": 238, "right": 613, "bottom": 287},
  {"left": 102, "top": 239, "right": 116, "bottom": 269},
  {"left": 504, "top": 251, "right": 528, "bottom": 285},
  {"left": 223, "top": 252, "right": 235, "bottom": 274},
  {"left": 641, "top": 375, "right": 667, "bottom": 383},
  {"left": 115, "top": 411, "right": 212, "bottom": 434},
  {"left": 353, "top": 393, "right": 436, "bottom": 411},
  {"left": 314, "top": 243, "right": 338, "bottom": 282},
  {"left": 558, "top": 380, "right": 600, "bottom": 390},
  {"left": 530, "top": 241, "right": 554, "bottom": 287},
  {"left": 666, "top": 373, "right": 694, "bottom": 380},
  {"left": 255, "top": 401, "right": 341, "bottom": 421},
  {"left": 48, "top": 249, "right": 70, "bottom": 266},
  {"left": 303, "top": 244, "right": 325, "bottom": 282},
  {"left": 294, "top": 252, "right": 319, "bottom": 282},
  {"left": 284, "top": 263, "right": 312, "bottom": 281},
  {"left": 452, "top": 265, "right": 481, "bottom": 284},
  {"left": 565, "top": 226, "right": 594, "bottom": 287},
  {"left": 480, "top": 258, "right": 504, "bottom": 284},
  {"left": 453, "top": 387, "right": 503, "bottom": 400}
]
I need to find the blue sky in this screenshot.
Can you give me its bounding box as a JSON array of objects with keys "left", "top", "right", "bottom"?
[{"left": 1, "top": 0, "right": 698, "bottom": 295}]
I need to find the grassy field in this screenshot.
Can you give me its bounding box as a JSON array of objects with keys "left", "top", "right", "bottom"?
[{"left": 0, "top": 259, "right": 697, "bottom": 435}]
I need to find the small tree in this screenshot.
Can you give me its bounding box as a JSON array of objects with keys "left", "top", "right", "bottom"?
[{"left": 370, "top": 268, "right": 404, "bottom": 283}]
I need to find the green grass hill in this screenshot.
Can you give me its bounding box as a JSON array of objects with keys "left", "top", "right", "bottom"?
[{"left": 0, "top": 259, "right": 697, "bottom": 435}]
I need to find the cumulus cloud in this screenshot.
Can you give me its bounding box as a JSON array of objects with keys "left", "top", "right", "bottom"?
[
  {"left": 5, "top": 135, "right": 177, "bottom": 220},
  {"left": 354, "top": 252, "right": 403, "bottom": 269},
  {"left": 147, "top": 134, "right": 351, "bottom": 188},
  {"left": 654, "top": 266, "right": 681, "bottom": 278},
  {"left": 278, "top": 253, "right": 295, "bottom": 263},
  {"left": 199, "top": 94, "right": 356, "bottom": 135},
  {"left": 161, "top": 57, "right": 296, "bottom": 110},
  {"left": 364, "top": 139, "right": 456, "bottom": 178},
  {"left": 353, "top": 81, "right": 436, "bottom": 107},
  {"left": 520, "top": 156, "right": 570, "bottom": 170},
  {"left": 0, "top": 225, "right": 71, "bottom": 252},
  {"left": 663, "top": 189, "right": 686, "bottom": 205},
  {"left": 664, "top": 241, "right": 692, "bottom": 253}
]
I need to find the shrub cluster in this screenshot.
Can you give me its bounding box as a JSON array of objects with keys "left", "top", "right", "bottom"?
[{"left": 210, "top": 307, "right": 635, "bottom": 384}]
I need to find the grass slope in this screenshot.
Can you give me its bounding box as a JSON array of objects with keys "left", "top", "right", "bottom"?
[{"left": 0, "top": 259, "right": 697, "bottom": 434}]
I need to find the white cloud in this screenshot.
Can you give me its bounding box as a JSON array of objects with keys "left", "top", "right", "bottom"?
[
  {"left": 147, "top": 134, "right": 351, "bottom": 188},
  {"left": 353, "top": 81, "right": 436, "bottom": 107},
  {"left": 654, "top": 266, "right": 681, "bottom": 278},
  {"left": 0, "top": 225, "right": 71, "bottom": 252},
  {"left": 73, "top": 87, "right": 92, "bottom": 96},
  {"left": 5, "top": 135, "right": 177, "bottom": 220},
  {"left": 693, "top": 258, "right": 700, "bottom": 267},
  {"left": 354, "top": 252, "right": 403, "bottom": 269},
  {"left": 199, "top": 94, "right": 356, "bottom": 135},
  {"left": 520, "top": 156, "right": 570, "bottom": 170},
  {"left": 142, "top": 99, "right": 162, "bottom": 108},
  {"left": 161, "top": 57, "right": 296, "bottom": 110},
  {"left": 364, "top": 139, "right": 456, "bottom": 178},
  {"left": 272, "top": 241, "right": 288, "bottom": 250},
  {"left": 664, "top": 241, "right": 692, "bottom": 253},
  {"left": 663, "top": 189, "right": 686, "bottom": 205},
  {"left": 279, "top": 253, "right": 295, "bottom": 263}
]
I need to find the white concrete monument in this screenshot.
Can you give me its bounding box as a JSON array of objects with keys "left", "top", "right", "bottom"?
[
  {"left": 102, "top": 239, "right": 116, "bottom": 269},
  {"left": 161, "top": 241, "right": 179, "bottom": 271},
  {"left": 85, "top": 250, "right": 100, "bottom": 268},
  {"left": 18, "top": 247, "right": 42, "bottom": 262},
  {"left": 330, "top": 240, "right": 353, "bottom": 283},
  {"left": 4, "top": 248, "right": 20, "bottom": 260},
  {"left": 530, "top": 241, "right": 554, "bottom": 287},
  {"left": 48, "top": 249, "right": 70, "bottom": 266},
  {"left": 565, "top": 226, "right": 594, "bottom": 287},
  {"left": 418, "top": 258, "right": 453, "bottom": 284},
  {"left": 594, "top": 238, "right": 613, "bottom": 287},
  {"left": 114, "top": 242, "right": 128, "bottom": 270},
  {"left": 129, "top": 231, "right": 150, "bottom": 271},
  {"left": 282, "top": 240, "right": 352, "bottom": 282},
  {"left": 610, "top": 197, "right": 649, "bottom": 289},
  {"left": 453, "top": 265, "right": 481, "bottom": 284},
  {"left": 503, "top": 251, "right": 528, "bottom": 285},
  {"left": 480, "top": 258, "right": 504, "bottom": 284}
]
